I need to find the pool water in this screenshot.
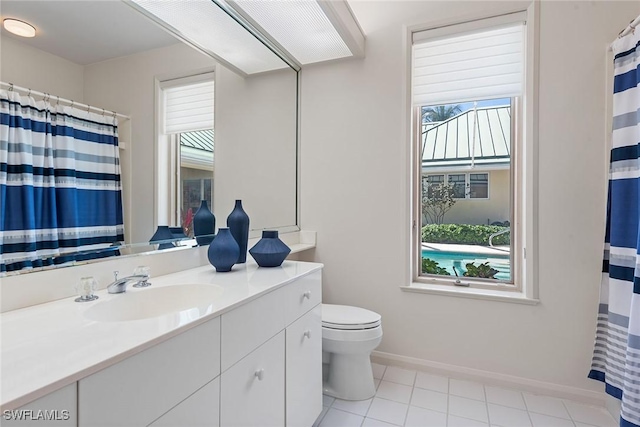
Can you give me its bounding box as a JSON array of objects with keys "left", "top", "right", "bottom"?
[{"left": 421, "top": 249, "right": 511, "bottom": 281}]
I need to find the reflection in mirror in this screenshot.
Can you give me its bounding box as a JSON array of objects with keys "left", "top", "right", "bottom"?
[{"left": 0, "top": 0, "right": 298, "bottom": 275}]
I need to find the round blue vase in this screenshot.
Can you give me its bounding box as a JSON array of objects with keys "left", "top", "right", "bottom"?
[
  {"left": 207, "top": 228, "right": 239, "bottom": 272},
  {"left": 249, "top": 230, "right": 291, "bottom": 267},
  {"left": 227, "top": 200, "right": 250, "bottom": 263},
  {"left": 193, "top": 200, "right": 215, "bottom": 246}
]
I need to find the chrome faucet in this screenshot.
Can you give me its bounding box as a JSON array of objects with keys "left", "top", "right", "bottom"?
[{"left": 107, "top": 271, "right": 151, "bottom": 294}]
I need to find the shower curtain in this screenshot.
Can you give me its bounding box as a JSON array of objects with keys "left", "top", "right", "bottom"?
[
  {"left": 589, "top": 26, "right": 640, "bottom": 427},
  {"left": 0, "top": 89, "right": 124, "bottom": 273}
]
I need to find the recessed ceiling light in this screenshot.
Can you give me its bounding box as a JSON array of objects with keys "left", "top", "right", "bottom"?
[{"left": 3, "top": 19, "right": 36, "bottom": 38}]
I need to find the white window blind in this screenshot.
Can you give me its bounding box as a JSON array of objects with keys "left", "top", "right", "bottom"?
[
  {"left": 164, "top": 80, "right": 214, "bottom": 134},
  {"left": 412, "top": 19, "right": 525, "bottom": 107}
]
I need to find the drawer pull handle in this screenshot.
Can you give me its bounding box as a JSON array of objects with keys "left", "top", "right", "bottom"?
[
  {"left": 303, "top": 291, "right": 311, "bottom": 299},
  {"left": 303, "top": 330, "right": 311, "bottom": 339},
  {"left": 255, "top": 369, "right": 265, "bottom": 381}
]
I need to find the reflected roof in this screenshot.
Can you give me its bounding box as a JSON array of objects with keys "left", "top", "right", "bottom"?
[{"left": 422, "top": 105, "right": 510, "bottom": 169}]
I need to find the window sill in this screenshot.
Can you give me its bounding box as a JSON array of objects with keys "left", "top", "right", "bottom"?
[{"left": 401, "top": 282, "right": 539, "bottom": 305}]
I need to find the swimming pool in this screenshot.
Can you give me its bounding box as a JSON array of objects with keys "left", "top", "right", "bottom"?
[{"left": 421, "top": 249, "right": 511, "bottom": 281}]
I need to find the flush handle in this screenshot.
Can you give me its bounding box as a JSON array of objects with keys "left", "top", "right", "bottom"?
[
  {"left": 303, "top": 290, "right": 311, "bottom": 299},
  {"left": 254, "top": 369, "right": 265, "bottom": 381}
]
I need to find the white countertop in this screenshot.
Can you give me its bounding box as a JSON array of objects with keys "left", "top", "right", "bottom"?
[{"left": 0, "top": 261, "right": 323, "bottom": 410}]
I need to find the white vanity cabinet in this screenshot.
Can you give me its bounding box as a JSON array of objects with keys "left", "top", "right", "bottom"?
[
  {"left": 78, "top": 317, "right": 221, "bottom": 427},
  {"left": 1, "top": 383, "right": 77, "bottom": 426},
  {"left": 2, "top": 266, "right": 323, "bottom": 427},
  {"left": 219, "top": 269, "right": 323, "bottom": 427}
]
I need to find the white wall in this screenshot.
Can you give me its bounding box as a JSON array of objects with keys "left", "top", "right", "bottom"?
[
  {"left": 0, "top": 36, "right": 84, "bottom": 103},
  {"left": 299, "top": 0, "right": 640, "bottom": 392}
]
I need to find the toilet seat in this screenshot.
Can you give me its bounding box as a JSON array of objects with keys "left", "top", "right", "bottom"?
[{"left": 322, "top": 304, "right": 381, "bottom": 330}]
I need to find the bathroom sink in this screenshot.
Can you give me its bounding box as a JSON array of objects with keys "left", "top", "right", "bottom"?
[{"left": 84, "top": 284, "right": 224, "bottom": 322}]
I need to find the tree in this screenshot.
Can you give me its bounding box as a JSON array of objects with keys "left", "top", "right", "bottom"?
[
  {"left": 421, "top": 179, "right": 457, "bottom": 224},
  {"left": 421, "top": 105, "right": 462, "bottom": 123}
]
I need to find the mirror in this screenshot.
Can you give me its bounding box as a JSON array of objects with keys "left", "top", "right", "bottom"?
[{"left": 0, "top": 0, "right": 298, "bottom": 274}]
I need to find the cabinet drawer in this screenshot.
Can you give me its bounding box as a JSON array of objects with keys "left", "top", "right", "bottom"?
[
  {"left": 286, "top": 305, "right": 322, "bottom": 427},
  {"left": 285, "top": 270, "right": 322, "bottom": 325},
  {"left": 149, "top": 377, "right": 219, "bottom": 427},
  {"left": 220, "top": 332, "right": 285, "bottom": 427},
  {"left": 79, "top": 317, "right": 221, "bottom": 427},
  {"left": 221, "top": 286, "right": 286, "bottom": 371}
]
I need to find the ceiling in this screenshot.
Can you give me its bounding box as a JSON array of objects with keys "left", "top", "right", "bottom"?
[{"left": 0, "top": 1, "right": 180, "bottom": 65}]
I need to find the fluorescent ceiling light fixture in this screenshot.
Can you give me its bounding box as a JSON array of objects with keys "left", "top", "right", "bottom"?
[
  {"left": 229, "top": 0, "right": 357, "bottom": 65},
  {"left": 127, "top": 0, "right": 289, "bottom": 75},
  {"left": 3, "top": 19, "right": 36, "bottom": 38}
]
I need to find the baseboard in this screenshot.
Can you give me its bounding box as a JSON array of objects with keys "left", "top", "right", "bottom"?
[{"left": 371, "top": 350, "right": 606, "bottom": 407}]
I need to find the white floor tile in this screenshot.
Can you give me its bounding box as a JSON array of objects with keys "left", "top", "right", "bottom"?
[
  {"left": 523, "top": 394, "right": 570, "bottom": 419},
  {"left": 448, "top": 395, "right": 489, "bottom": 423},
  {"left": 362, "top": 417, "right": 400, "bottom": 427},
  {"left": 448, "top": 415, "right": 489, "bottom": 426},
  {"left": 487, "top": 403, "right": 531, "bottom": 427},
  {"left": 372, "top": 363, "right": 387, "bottom": 380},
  {"left": 415, "top": 372, "right": 449, "bottom": 393},
  {"left": 449, "top": 379, "right": 486, "bottom": 402},
  {"left": 382, "top": 366, "right": 417, "bottom": 386},
  {"left": 376, "top": 381, "right": 413, "bottom": 404},
  {"left": 374, "top": 379, "right": 381, "bottom": 390},
  {"left": 404, "top": 405, "right": 448, "bottom": 427},
  {"left": 484, "top": 386, "right": 526, "bottom": 410},
  {"left": 313, "top": 406, "right": 329, "bottom": 427},
  {"left": 563, "top": 401, "right": 617, "bottom": 427},
  {"left": 410, "top": 387, "right": 448, "bottom": 413},
  {"left": 529, "top": 412, "right": 576, "bottom": 427},
  {"left": 324, "top": 395, "right": 336, "bottom": 408},
  {"left": 318, "top": 408, "right": 364, "bottom": 427},
  {"left": 332, "top": 398, "right": 373, "bottom": 417},
  {"left": 366, "top": 397, "right": 409, "bottom": 426}
]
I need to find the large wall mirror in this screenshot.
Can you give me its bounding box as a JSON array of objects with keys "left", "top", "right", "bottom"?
[{"left": 0, "top": 0, "right": 298, "bottom": 275}]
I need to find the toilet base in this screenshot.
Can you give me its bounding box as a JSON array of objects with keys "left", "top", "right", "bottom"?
[{"left": 322, "top": 352, "right": 376, "bottom": 401}]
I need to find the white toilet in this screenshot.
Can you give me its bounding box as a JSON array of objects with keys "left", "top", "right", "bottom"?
[{"left": 322, "top": 304, "right": 383, "bottom": 401}]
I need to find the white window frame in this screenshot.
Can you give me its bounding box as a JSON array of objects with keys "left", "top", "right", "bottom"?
[
  {"left": 425, "top": 172, "right": 490, "bottom": 200},
  {"left": 405, "top": 5, "right": 539, "bottom": 305}
]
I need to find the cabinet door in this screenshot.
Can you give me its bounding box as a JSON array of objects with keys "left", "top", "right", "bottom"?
[
  {"left": 149, "top": 377, "right": 219, "bottom": 427},
  {"left": 220, "top": 332, "right": 285, "bottom": 427},
  {"left": 286, "top": 305, "right": 322, "bottom": 427},
  {"left": 284, "top": 271, "right": 322, "bottom": 325},
  {"left": 1, "top": 383, "right": 76, "bottom": 427},
  {"left": 79, "top": 317, "right": 220, "bottom": 427}
]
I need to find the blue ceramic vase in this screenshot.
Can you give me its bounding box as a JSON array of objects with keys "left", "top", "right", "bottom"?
[
  {"left": 249, "top": 230, "right": 291, "bottom": 267},
  {"left": 227, "top": 200, "right": 250, "bottom": 263},
  {"left": 193, "top": 200, "right": 215, "bottom": 246},
  {"left": 207, "top": 228, "right": 239, "bottom": 272}
]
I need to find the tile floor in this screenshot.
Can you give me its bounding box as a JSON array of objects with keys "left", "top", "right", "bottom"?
[{"left": 313, "top": 363, "right": 617, "bottom": 427}]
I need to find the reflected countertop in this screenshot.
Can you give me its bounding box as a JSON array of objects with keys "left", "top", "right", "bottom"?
[{"left": 0, "top": 260, "right": 323, "bottom": 411}]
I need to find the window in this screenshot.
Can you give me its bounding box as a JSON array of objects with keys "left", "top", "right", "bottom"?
[
  {"left": 411, "top": 13, "right": 527, "bottom": 290},
  {"left": 157, "top": 73, "right": 214, "bottom": 238}
]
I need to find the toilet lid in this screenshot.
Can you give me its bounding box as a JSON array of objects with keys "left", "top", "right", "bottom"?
[{"left": 322, "top": 304, "right": 381, "bottom": 330}]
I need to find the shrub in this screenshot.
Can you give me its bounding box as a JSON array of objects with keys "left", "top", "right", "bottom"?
[
  {"left": 421, "top": 258, "right": 450, "bottom": 275},
  {"left": 464, "top": 262, "right": 499, "bottom": 279},
  {"left": 421, "top": 224, "right": 510, "bottom": 246}
]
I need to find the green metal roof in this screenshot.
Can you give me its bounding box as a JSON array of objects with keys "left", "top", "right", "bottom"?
[
  {"left": 180, "top": 129, "right": 214, "bottom": 152},
  {"left": 422, "top": 105, "right": 511, "bottom": 169}
]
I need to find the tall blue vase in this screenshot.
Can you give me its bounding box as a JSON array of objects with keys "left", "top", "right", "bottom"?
[
  {"left": 193, "top": 200, "right": 215, "bottom": 246},
  {"left": 207, "top": 228, "right": 239, "bottom": 272},
  {"left": 249, "top": 230, "right": 291, "bottom": 267},
  {"left": 227, "top": 200, "right": 250, "bottom": 263}
]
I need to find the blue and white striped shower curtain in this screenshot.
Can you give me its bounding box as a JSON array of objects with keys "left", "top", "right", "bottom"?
[
  {"left": 0, "top": 90, "right": 124, "bottom": 273},
  {"left": 589, "top": 28, "right": 640, "bottom": 427}
]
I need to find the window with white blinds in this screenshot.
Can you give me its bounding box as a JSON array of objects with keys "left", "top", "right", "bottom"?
[
  {"left": 163, "top": 80, "right": 214, "bottom": 134},
  {"left": 412, "top": 13, "right": 525, "bottom": 107}
]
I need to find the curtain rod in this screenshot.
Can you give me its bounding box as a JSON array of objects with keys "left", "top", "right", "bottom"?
[
  {"left": 0, "top": 81, "right": 130, "bottom": 120},
  {"left": 617, "top": 14, "right": 640, "bottom": 40}
]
